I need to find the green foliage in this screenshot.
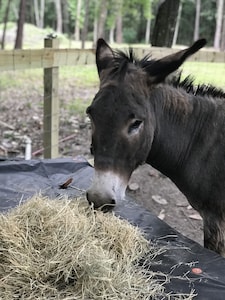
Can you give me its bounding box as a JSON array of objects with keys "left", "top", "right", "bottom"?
[
  {"left": 0, "top": 0, "right": 19, "bottom": 23},
  {"left": 107, "top": 0, "right": 122, "bottom": 29},
  {"left": 0, "top": 0, "right": 222, "bottom": 46},
  {"left": 123, "top": 27, "right": 137, "bottom": 43},
  {"left": 178, "top": 0, "right": 217, "bottom": 46}
]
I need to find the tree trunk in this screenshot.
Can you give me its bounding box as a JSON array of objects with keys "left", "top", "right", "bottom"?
[
  {"left": 55, "top": 0, "right": 62, "bottom": 33},
  {"left": 221, "top": 6, "right": 225, "bottom": 50},
  {"left": 92, "top": 0, "right": 99, "bottom": 45},
  {"left": 34, "top": 0, "right": 40, "bottom": 27},
  {"left": 81, "top": 0, "right": 89, "bottom": 49},
  {"left": 116, "top": 12, "right": 123, "bottom": 43},
  {"left": 62, "top": 0, "right": 69, "bottom": 34},
  {"left": 1, "top": 0, "right": 12, "bottom": 49},
  {"left": 15, "top": 0, "right": 26, "bottom": 49},
  {"left": 172, "top": 1, "right": 182, "bottom": 46},
  {"left": 33, "top": 0, "right": 45, "bottom": 28},
  {"left": 109, "top": 27, "right": 115, "bottom": 44},
  {"left": 75, "top": 0, "right": 82, "bottom": 40},
  {"left": 40, "top": 0, "right": 45, "bottom": 28},
  {"left": 214, "top": 0, "right": 224, "bottom": 49},
  {"left": 93, "top": 17, "right": 98, "bottom": 45},
  {"left": 152, "top": 0, "right": 180, "bottom": 47},
  {"left": 97, "top": 0, "right": 107, "bottom": 39},
  {"left": 145, "top": 18, "right": 151, "bottom": 44},
  {"left": 193, "top": 0, "right": 201, "bottom": 41},
  {"left": 144, "top": 0, "right": 152, "bottom": 44}
]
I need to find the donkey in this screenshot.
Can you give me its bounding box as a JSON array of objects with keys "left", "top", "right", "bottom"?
[{"left": 86, "top": 38, "right": 225, "bottom": 256}]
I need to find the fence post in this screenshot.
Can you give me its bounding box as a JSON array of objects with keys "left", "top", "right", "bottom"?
[{"left": 43, "top": 38, "right": 59, "bottom": 158}]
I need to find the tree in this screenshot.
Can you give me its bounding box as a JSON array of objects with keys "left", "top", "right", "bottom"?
[
  {"left": 62, "top": 0, "right": 69, "bottom": 34},
  {"left": 221, "top": 5, "right": 225, "bottom": 50},
  {"left": 55, "top": 0, "right": 62, "bottom": 33},
  {"left": 34, "top": 0, "right": 45, "bottom": 28},
  {"left": 74, "top": 0, "right": 82, "bottom": 40},
  {"left": 0, "top": 0, "right": 220, "bottom": 48},
  {"left": 177, "top": 0, "right": 217, "bottom": 46},
  {"left": 15, "top": 0, "right": 26, "bottom": 49},
  {"left": 172, "top": 0, "right": 182, "bottom": 46},
  {"left": 107, "top": 0, "right": 122, "bottom": 43},
  {"left": 193, "top": 0, "right": 201, "bottom": 41},
  {"left": 1, "top": 0, "right": 12, "bottom": 49},
  {"left": 116, "top": 10, "right": 123, "bottom": 43},
  {"left": 81, "top": 0, "right": 89, "bottom": 48},
  {"left": 97, "top": 0, "right": 108, "bottom": 39},
  {"left": 214, "top": 0, "right": 224, "bottom": 49},
  {"left": 144, "top": 0, "right": 153, "bottom": 44},
  {"left": 152, "top": 0, "right": 180, "bottom": 47}
]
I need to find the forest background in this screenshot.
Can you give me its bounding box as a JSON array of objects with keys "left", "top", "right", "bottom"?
[{"left": 0, "top": 0, "right": 225, "bottom": 51}]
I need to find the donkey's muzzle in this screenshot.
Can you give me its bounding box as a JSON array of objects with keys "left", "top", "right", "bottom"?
[{"left": 86, "top": 191, "right": 116, "bottom": 211}]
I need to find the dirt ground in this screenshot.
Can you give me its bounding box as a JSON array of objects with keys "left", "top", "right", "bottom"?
[
  {"left": 0, "top": 77, "right": 203, "bottom": 247},
  {"left": 128, "top": 164, "right": 203, "bottom": 245}
]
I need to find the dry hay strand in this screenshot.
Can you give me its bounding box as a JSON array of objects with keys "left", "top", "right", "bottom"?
[{"left": 0, "top": 195, "right": 195, "bottom": 299}]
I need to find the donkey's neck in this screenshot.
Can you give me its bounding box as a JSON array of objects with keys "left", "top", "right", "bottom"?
[{"left": 147, "top": 85, "right": 218, "bottom": 181}]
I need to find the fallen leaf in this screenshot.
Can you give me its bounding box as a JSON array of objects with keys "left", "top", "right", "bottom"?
[
  {"left": 152, "top": 195, "right": 168, "bottom": 205},
  {"left": 158, "top": 209, "right": 165, "bottom": 220},
  {"left": 87, "top": 158, "right": 94, "bottom": 167},
  {"left": 188, "top": 214, "right": 203, "bottom": 221},
  {"left": 192, "top": 267, "right": 203, "bottom": 275},
  {"left": 59, "top": 178, "right": 73, "bottom": 189}
]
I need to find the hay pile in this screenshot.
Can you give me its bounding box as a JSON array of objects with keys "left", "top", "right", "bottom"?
[{"left": 0, "top": 195, "right": 194, "bottom": 299}]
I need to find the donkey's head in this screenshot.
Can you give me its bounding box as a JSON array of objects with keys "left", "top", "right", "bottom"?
[{"left": 86, "top": 38, "right": 206, "bottom": 210}]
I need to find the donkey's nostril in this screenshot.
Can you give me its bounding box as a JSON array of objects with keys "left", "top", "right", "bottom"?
[
  {"left": 100, "top": 199, "right": 116, "bottom": 212},
  {"left": 86, "top": 191, "right": 116, "bottom": 211}
]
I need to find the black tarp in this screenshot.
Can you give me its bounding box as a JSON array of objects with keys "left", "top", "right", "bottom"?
[{"left": 0, "top": 158, "right": 225, "bottom": 299}]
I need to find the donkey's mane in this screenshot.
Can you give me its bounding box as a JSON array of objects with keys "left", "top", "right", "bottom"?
[
  {"left": 169, "top": 73, "right": 225, "bottom": 99},
  {"left": 111, "top": 49, "right": 225, "bottom": 99},
  {"left": 112, "top": 49, "right": 149, "bottom": 77}
]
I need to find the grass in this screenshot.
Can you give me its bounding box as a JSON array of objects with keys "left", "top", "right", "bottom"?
[
  {"left": 60, "top": 65, "right": 98, "bottom": 86},
  {"left": 66, "top": 99, "right": 89, "bottom": 115},
  {"left": 182, "top": 61, "right": 225, "bottom": 88},
  {"left": 0, "top": 62, "right": 223, "bottom": 91},
  {"left": 0, "top": 61, "right": 224, "bottom": 117}
]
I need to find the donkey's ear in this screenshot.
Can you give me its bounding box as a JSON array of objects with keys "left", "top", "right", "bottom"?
[
  {"left": 147, "top": 39, "right": 207, "bottom": 83},
  {"left": 96, "top": 38, "right": 114, "bottom": 77}
]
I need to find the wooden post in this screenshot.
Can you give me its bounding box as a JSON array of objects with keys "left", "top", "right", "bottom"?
[{"left": 43, "top": 38, "right": 59, "bottom": 158}]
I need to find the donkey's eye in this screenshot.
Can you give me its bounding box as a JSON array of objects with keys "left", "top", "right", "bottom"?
[{"left": 128, "top": 120, "right": 143, "bottom": 134}]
